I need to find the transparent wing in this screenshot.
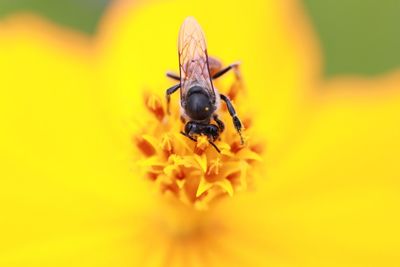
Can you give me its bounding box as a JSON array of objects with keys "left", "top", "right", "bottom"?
[{"left": 178, "top": 17, "right": 216, "bottom": 106}]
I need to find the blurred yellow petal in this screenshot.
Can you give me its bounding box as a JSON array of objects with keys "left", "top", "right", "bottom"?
[
  {"left": 217, "top": 72, "right": 400, "bottom": 266},
  {"left": 0, "top": 15, "right": 153, "bottom": 266}
]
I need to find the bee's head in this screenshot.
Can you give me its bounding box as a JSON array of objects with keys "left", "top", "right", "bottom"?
[{"left": 186, "top": 86, "right": 214, "bottom": 121}]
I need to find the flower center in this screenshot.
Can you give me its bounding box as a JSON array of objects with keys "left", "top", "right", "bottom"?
[{"left": 134, "top": 80, "right": 263, "bottom": 210}]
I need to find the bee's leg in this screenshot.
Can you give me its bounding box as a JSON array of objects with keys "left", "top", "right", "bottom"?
[
  {"left": 213, "top": 62, "right": 242, "bottom": 100},
  {"left": 213, "top": 114, "right": 225, "bottom": 133},
  {"left": 208, "top": 140, "right": 221, "bottom": 153},
  {"left": 220, "top": 94, "right": 244, "bottom": 144},
  {"left": 165, "top": 83, "right": 180, "bottom": 114},
  {"left": 212, "top": 62, "right": 240, "bottom": 80},
  {"left": 208, "top": 56, "right": 223, "bottom": 77},
  {"left": 166, "top": 71, "right": 180, "bottom": 81},
  {"left": 181, "top": 121, "right": 197, "bottom": 142}
]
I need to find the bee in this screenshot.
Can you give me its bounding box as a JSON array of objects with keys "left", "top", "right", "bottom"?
[{"left": 165, "top": 17, "right": 244, "bottom": 153}]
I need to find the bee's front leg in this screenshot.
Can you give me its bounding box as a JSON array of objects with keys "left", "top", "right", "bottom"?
[
  {"left": 220, "top": 94, "right": 244, "bottom": 144},
  {"left": 165, "top": 83, "right": 180, "bottom": 115},
  {"left": 181, "top": 121, "right": 197, "bottom": 142},
  {"left": 213, "top": 114, "right": 225, "bottom": 134}
]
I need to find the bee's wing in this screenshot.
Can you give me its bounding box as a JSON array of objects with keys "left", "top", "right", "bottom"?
[{"left": 178, "top": 17, "right": 216, "bottom": 105}]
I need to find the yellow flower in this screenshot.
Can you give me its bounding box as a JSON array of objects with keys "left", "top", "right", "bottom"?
[{"left": 1, "top": 0, "right": 400, "bottom": 266}]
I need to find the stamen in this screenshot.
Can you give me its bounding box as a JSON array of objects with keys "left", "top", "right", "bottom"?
[
  {"left": 134, "top": 91, "right": 263, "bottom": 209},
  {"left": 145, "top": 93, "right": 165, "bottom": 121}
]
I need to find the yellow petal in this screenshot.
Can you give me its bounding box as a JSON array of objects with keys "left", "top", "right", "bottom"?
[
  {"left": 215, "top": 73, "right": 400, "bottom": 266},
  {"left": 196, "top": 176, "right": 213, "bottom": 197},
  {"left": 1, "top": 0, "right": 399, "bottom": 266},
  {"left": 193, "top": 154, "right": 207, "bottom": 173},
  {"left": 0, "top": 15, "right": 154, "bottom": 265},
  {"left": 215, "top": 179, "right": 234, "bottom": 197}
]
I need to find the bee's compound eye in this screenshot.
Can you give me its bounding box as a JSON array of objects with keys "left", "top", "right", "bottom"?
[{"left": 186, "top": 92, "right": 213, "bottom": 121}]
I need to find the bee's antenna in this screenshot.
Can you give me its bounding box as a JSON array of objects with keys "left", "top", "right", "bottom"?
[
  {"left": 180, "top": 131, "right": 196, "bottom": 142},
  {"left": 181, "top": 131, "right": 221, "bottom": 153},
  {"left": 209, "top": 141, "right": 221, "bottom": 153}
]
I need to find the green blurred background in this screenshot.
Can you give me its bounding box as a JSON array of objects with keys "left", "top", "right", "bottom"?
[{"left": 0, "top": 0, "right": 399, "bottom": 78}]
